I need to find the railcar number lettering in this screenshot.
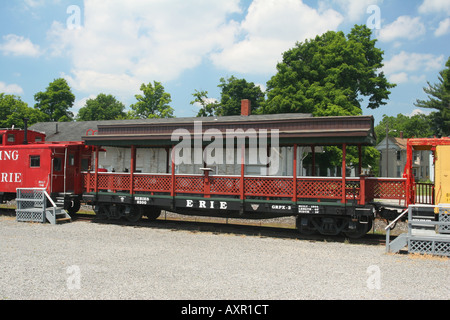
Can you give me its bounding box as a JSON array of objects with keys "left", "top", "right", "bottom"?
[
  {"left": 135, "top": 196, "right": 149, "bottom": 205},
  {"left": 271, "top": 204, "right": 291, "bottom": 210}
]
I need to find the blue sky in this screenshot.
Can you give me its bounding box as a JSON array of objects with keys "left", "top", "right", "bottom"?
[{"left": 0, "top": 0, "right": 449, "bottom": 124}]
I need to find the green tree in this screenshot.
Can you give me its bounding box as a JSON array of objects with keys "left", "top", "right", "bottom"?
[
  {"left": 263, "top": 25, "right": 395, "bottom": 117},
  {"left": 129, "top": 81, "right": 174, "bottom": 119},
  {"left": 0, "top": 93, "right": 46, "bottom": 128},
  {"left": 375, "top": 113, "right": 435, "bottom": 144},
  {"left": 76, "top": 94, "right": 126, "bottom": 121},
  {"left": 34, "top": 78, "right": 75, "bottom": 122},
  {"left": 218, "top": 76, "right": 265, "bottom": 116},
  {"left": 415, "top": 56, "right": 450, "bottom": 136},
  {"left": 190, "top": 90, "right": 220, "bottom": 117}
]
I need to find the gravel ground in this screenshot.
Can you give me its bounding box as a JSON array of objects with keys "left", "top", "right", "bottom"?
[{"left": 0, "top": 215, "right": 448, "bottom": 301}]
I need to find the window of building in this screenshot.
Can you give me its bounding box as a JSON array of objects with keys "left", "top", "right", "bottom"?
[{"left": 397, "top": 151, "right": 401, "bottom": 161}]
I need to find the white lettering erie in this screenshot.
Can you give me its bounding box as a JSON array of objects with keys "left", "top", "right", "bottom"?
[
  {"left": 186, "top": 200, "right": 194, "bottom": 208},
  {"left": 0, "top": 172, "right": 21, "bottom": 183},
  {"left": 220, "top": 202, "right": 227, "bottom": 210},
  {"left": 199, "top": 201, "right": 206, "bottom": 208}
]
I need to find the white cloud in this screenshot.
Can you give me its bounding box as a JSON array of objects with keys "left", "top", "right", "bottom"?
[
  {"left": 383, "top": 51, "right": 444, "bottom": 84},
  {"left": 388, "top": 72, "right": 409, "bottom": 84},
  {"left": 418, "top": 0, "right": 450, "bottom": 15},
  {"left": 435, "top": 18, "right": 450, "bottom": 37},
  {"left": 330, "top": 0, "right": 383, "bottom": 21},
  {"left": 383, "top": 51, "right": 445, "bottom": 75},
  {"left": 388, "top": 72, "right": 426, "bottom": 84},
  {"left": 0, "top": 82, "right": 24, "bottom": 95},
  {"left": 378, "top": 16, "right": 426, "bottom": 42},
  {"left": 49, "top": 0, "right": 242, "bottom": 96},
  {"left": 211, "top": 0, "right": 344, "bottom": 74},
  {"left": 0, "top": 34, "right": 42, "bottom": 57},
  {"left": 409, "top": 108, "right": 431, "bottom": 117}
]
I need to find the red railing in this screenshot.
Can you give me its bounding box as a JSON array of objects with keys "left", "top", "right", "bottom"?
[
  {"left": 364, "top": 177, "right": 407, "bottom": 205},
  {"left": 83, "top": 172, "right": 409, "bottom": 205}
]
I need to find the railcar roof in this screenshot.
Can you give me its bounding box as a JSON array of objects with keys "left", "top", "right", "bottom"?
[{"left": 79, "top": 114, "right": 376, "bottom": 147}]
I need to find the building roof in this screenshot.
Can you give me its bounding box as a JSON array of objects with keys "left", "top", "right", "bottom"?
[
  {"left": 391, "top": 137, "right": 408, "bottom": 149},
  {"left": 375, "top": 136, "right": 408, "bottom": 151}
]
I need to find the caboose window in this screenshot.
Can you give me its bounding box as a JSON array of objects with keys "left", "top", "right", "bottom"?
[
  {"left": 30, "top": 156, "right": 40, "bottom": 168},
  {"left": 69, "top": 154, "right": 75, "bottom": 166},
  {"left": 53, "top": 158, "right": 62, "bottom": 172},
  {"left": 7, "top": 134, "right": 15, "bottom": 143}
]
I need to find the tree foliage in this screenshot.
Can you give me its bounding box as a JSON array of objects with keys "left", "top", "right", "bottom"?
[
  {"left": 34, "top": 78, "right": 75, "bottom": 122},
  {"left": 129, "top": 81, "right": 174, "bottom": 119},
  {"left": 218, "top": 76, "right": 265, "bottom": 116},
  {"left": 190, "top": 90, "right": 220, "bottom": 117},
  {"left": 76, "top": 94, "right": 126, "bottom": 121},
  {"left": 192, "top": 76, "right": 265, "bottom": 117},
  {"left": 262, "top": 25, "right": 395, "bottom": 117},
  {"left": 375, "top": 113, "right": 435, "bottom": 144},
  {"left": 0, "top": 94, "right": 46, "bottom": 128},
  {"left": 415, "top": 56, "right": 450, "bottom": 136}
]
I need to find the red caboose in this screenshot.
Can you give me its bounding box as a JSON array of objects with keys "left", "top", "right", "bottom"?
[{"left": 0, "top": 128, "right": 93, "bottom": 214}]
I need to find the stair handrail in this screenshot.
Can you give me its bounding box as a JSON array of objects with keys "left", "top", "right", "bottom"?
[
  {"left": 385, "top": 207, "right": 409, "bottom": 253},
  {"left": 385, "top": 207, "right": 409, "bottom": 231},
  {"left": 43, "top": 190, "right": 57, "bottom": 208}
]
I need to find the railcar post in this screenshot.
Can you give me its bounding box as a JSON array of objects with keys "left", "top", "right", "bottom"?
[
  {"left": 293, "top": 144, "right": 298, "bottom": 203},
  {"left": 240, "top": 144, "right": 245, "bottom": 200},
  {"left": 130, "top": 145, "right": 136, "bottom": 195},
  {"left": 342, "top": 143, "right": 347, "bottom": 204},
  {"left": 171, "top": 145, "right": 175, "bottom": 197},
  {"left": 94, "top": 146, "right": 100, "bottom": 193}
]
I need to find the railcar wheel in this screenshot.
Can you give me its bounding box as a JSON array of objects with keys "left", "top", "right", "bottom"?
[
  {"left": 144, "top": 206, "right": 161, "bottom": 221},
  {"left": 296, "top": 216, "right": 317, "bottom": 235},
  {"left": 126, "top": 205, "right": 143, "bottom": 222},
  {"left": 343, "top": 219, "right": 372, "bottom": 239},
  {"left": 66, "top": 199, "right": 81, "bottom": 216}
]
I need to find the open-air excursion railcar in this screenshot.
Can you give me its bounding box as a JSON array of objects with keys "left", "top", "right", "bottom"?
[
  {"left": 2, "top": 101, "right": 448, "bottom": 239},
  {"left": 79, "top": 101, "right": 411, "bottom": 239}
]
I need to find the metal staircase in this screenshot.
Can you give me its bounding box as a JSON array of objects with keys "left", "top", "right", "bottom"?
[
  {"left": 386, "top": 204, "right": 450, "bottom": 257},
  {"left": 16, "top": 188, "right": 71, "bottom": 225}
]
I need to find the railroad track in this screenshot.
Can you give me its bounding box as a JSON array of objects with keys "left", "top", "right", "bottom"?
[{"left": 1, "top": 207, "right": 388, "bottom": 246}]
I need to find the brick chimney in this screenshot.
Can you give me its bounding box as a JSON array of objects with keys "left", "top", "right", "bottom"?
[
  {"left": 400, "top": 131, "right": 403, "bottom": 139},
  {"left": 241, "top": 99, "right": 251, "bottom": 116}
]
